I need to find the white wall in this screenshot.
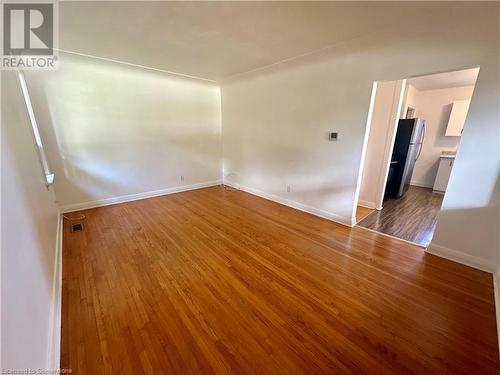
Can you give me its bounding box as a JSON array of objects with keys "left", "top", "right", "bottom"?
[
  {"left": 221, "top": 4, "right": 500, "bottom": 270},
  {"left": 358, "top": 80, "right": 402, "bottom": 210},
  {"left": 24, "top": 53, "right": 222, "bottom": 210},
  {"left": 407, "top": 85, "right": 475, "bottom": 188},
  {"left": 221, "top": 62, "right": 367, "bottom": 225},
  {"left": 1, "top": 71, "right": 60, "bottom": 368},
  {"left": 401, "top": 84, "right": 418, "bottom": 119}
]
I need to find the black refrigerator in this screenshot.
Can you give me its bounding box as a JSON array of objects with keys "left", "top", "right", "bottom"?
[{"left": 385, "top": 118, "right": 425, "bottom": 198}]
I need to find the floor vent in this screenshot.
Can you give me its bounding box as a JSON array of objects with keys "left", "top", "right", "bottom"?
[{"left": 71, "top": 223, "right": 83, "bottom": 232}]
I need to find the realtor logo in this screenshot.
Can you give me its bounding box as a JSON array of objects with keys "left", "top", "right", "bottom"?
[{"left": 2, "top": 1, "right": 58, "bottom": 69}]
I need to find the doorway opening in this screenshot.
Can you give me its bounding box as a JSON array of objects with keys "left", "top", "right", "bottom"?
[{"left": 354, "top": 67, "right": 480, "bottom": 247}]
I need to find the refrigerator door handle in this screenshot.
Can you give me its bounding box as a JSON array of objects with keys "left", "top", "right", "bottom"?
[
  {"left": 416, "top": 123, "right": 425, "bottom": 160},
  {"left": 416, "top": 143, "right": 422, "bottom": 161}
]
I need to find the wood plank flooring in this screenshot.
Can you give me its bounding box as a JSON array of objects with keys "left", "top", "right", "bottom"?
[
  {"left": 357, "top": 186, "right": 444, "bottom": 247},
  {"left": 355, "top": 205, "right": 375, "bottom": 223},
  {"left": 61, "top": 186, "right": 499, "bottom": 374}
]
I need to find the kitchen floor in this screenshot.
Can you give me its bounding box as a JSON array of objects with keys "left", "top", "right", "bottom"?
[{"left": 357, "top": 186, "right": 444, "bottom": 247}]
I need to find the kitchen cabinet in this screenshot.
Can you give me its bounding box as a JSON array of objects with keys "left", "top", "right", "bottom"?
[
  {"left": 433, "top": 156, "right": 454, "bottom": 192},
  {"left": 445, "top": 99, "right": 470, "bottom": 136}
]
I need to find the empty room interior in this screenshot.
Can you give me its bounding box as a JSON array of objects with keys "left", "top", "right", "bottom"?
[{"left": 1, "top": 2, "right": 500, "bottom": 374}]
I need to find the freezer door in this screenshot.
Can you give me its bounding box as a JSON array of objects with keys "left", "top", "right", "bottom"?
[{"left": 398, "top": 143, "right": 419, "bottom": 197}]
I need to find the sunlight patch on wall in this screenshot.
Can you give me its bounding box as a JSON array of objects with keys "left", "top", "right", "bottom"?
[{"left": 24, "top": 53, "right": 222, "bottom": 205}]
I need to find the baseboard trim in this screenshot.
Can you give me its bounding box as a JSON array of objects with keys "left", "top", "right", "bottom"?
[
  {"left": 426, "top": 243, "right": 495, "bottom": 273},
  {"left": 432, "top": 190, "right": 445, "bottom": 195},
  {"left": 60, "top": 180, "right": 222, "bottom": 213},
  {"left": 494, "top": 266, "right": 500, "bottom": 355},
  {"left": 46, "top": 212, "right": 63, "bottom": 369},
  {"left": 357, "top": 200, "right": 383, "bottom": 211},
  {"left": 409, "top": 181, "right": 433, "bottom": 189},
  {"left": 224, "top": 181, "right": 354, "bottom": 227},
  {"left": 357, "top": 200, "right": 377, "bottom": 210}
]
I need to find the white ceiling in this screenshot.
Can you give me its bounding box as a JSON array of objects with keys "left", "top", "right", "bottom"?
[
  {"left": 407, "top": 68, "right": 480, "bottom": 91},
  {"left": 59, "top": 2, "right": 432, "bottom": 81}
]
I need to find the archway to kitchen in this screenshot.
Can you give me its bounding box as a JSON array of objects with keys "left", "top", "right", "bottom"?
[{"left": 354, "top": 67, "right": 480, "bottom": 247}]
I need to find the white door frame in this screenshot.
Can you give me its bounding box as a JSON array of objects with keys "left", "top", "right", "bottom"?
[{"left": 352, "top": 79, "right": 406, "bottom": 223}]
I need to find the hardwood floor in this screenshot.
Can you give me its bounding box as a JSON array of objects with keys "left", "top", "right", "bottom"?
[
  {"left": 61, "top": 186, "right": 499, "bottom": 374},
  {"left": 357, "top": 186, "right": 444, "bottom": 247},
  {"left": 355, "top": 205, "right": 374, "bottom": 223}
]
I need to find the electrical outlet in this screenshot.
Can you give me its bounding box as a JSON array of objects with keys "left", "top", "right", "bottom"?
[
  {"left": 286, "top": 185, "right": 291, "bottom": 193},
  {"left": 180, "top": 175, "right": 184, "bottom": 182}
]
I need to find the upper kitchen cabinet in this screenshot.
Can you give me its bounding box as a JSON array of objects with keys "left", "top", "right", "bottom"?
[{"left": 445, "top": 99, "right": 470, "bottom": 136}]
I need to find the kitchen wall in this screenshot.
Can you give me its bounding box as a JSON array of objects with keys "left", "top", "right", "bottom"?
[
  {"left": 24, "top": 53, "right": 222, "bottom": 210},
  {"left": 405, "top": 85, "right": 475, "bottom": 188},
  {"left": 1, "top": 71, "right": 60, "bottom": 369},
  {"left": 401, "top": 84, "right": 418, "bottom": 120},
  {"left": 222, "top": 4, "right": 500, "bottom": 271}
]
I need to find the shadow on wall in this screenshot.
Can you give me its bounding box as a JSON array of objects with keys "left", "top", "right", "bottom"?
[
  {"left": 435, "top": 103, "right": 454, "bottom": 146},
  {"left": 432, "top": 172, "right": 500, "bottom": 270},
  {"left": 421, "top": 158, "right": 441, "bottom": 189},
  {"left": 417, "top": 102, "right": 454, "bottom": 185},
  {"left": 433, "top": 205, "right": 500, "bottom": 269},
  {"left": 24, "top": 53, "right": 222, "bottom": 207}
]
